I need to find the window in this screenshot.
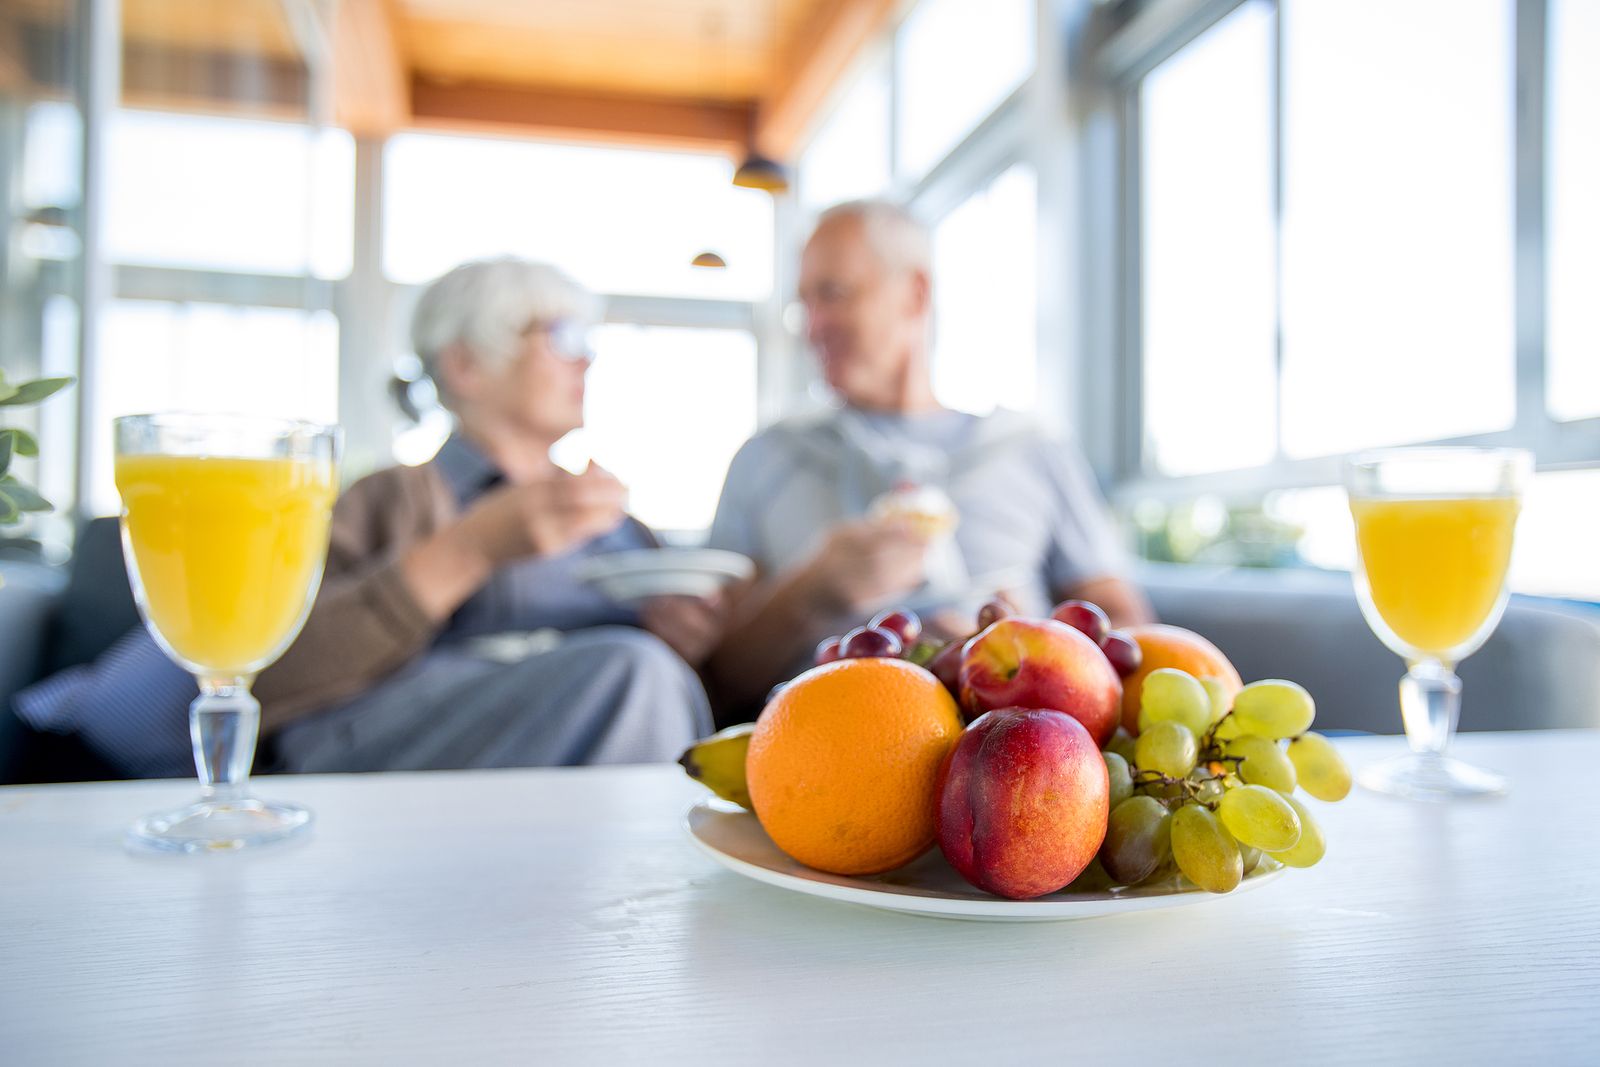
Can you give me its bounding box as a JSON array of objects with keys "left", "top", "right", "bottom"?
[
  {"left": 88, "top": 301, "right": 339, "bottom": 515},
  {"left": 106, "top": 110, "right": 353, "bottom": 279},
  {"left": 896, "top": 0, "right": 1034, "bottom": 179},
  {"left": 1139, "top": 1, "right": 1275, "bottom": 476},
  {"left": 1279, "top": 0, "right": 1515, "bottom": 457},
  {"left": 930, "top": 164, "right": 1037, "bottom": 416},
  {"left": 383, "top": 134, "right": 773, "bottom": 301},
  {"left": 1546, "top": 0, "right": 1600, "bottom": 423},
  {"left": 549, "top": 325, "right": 758, "bottom": 532},
  {"left": 799, "top": 57, "right": 893, "bottom": 213}
]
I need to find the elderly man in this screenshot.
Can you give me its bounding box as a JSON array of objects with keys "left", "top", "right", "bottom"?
[{"left": 705, "top": 200, "right": 1151, "bottom": 711}]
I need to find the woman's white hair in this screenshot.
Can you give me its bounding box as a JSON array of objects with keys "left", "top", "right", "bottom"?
[
  {"left": 410, "top": 257, "right": 602, "bottom": 382},
  {"left": 814, "top": 199, "right": 932, "bottom": 276}
]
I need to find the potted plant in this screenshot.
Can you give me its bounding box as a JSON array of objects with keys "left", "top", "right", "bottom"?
[{"left": 0, "top": 373, "right": 75, "bottom": 523}]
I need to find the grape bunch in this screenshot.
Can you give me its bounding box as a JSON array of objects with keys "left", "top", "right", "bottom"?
[{"left": 1094, "top": 670, "right": 1351, "bottom": 894}]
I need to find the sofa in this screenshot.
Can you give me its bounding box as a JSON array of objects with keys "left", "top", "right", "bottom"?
[{"left": 2, "top": 527, "right": 1597, "bottom": 784}]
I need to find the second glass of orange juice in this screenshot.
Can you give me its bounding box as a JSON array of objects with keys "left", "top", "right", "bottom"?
[{"left": 1346, "top": 448, "right": 1531, "bottom": 799}]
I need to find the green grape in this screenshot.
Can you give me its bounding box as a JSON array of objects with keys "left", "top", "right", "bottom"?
[
  {"left": 1187, "top": 766, "right": 1225, "bottom": 805},
  {"left": 1104, "top": 751, "right": 1134, "bottom": 809},
  {"left": 1170, "top": 804, "right": 1243, "bottom": 893},
  {"left": 1136, "top": 775, "right": 1184, "bottom": 801},
  {"left": 1135, "top": 720, "right": 1199, "bottom": 779},
  {"left": 1231, "top": 679, "right": 1316, "bottom": 739},
  {"left": 1065, "top": 856, "right": 1115, "bottom": 893},
  {"left": 1212, "top": 714, "right": 1242, "bottom": 741},
  {"left": 1267, "top": 795, "right": 1326, "bottom": 868},
  {"left": 1138, "top": 668, "right": 1212, "bottom": 736},
  {"left": 1223, "top": 734, "right": 1298, "bottom": 794},
  {"left": 1239, "top": 843, "right": 1263, "bottom": 875},
  {"left": 1200, "top": 677, "right": 1233, "bottom": 729},
  {"left": 1287, "top": 732, "right": 1353, "bottom": 801},
  {"left": 1099, "top": 796, "right": 1173, "bottom": 885},
  {"left": 1217, "top": 784, "right": 1302, "bottom": 852},
  {"left": 1106, "top": 729, "right": 1138, "bottom": 764}
]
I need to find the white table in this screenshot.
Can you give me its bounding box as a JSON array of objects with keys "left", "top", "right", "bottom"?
[{"left": 3, "top": 732, "right": 1597, "bottom": 1065}]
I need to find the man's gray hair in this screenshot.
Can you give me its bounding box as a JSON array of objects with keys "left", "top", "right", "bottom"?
[
  {"left": 410, "top": 257, "right": 601, "bottom": 382},
  {"left": 814, "top": 199, "right": 933, "bottom": 276}
]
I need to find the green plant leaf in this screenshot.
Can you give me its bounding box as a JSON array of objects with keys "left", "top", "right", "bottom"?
[
  {"left": 0, "top": 382, "right": 17, "bottom": 404},
  {"left": 0, "top": 431, "right": 13, "bottom": 480},
  {"left": 0, "top": 491, "right": 20, "bottom": 524},
  {"left": 0, "top": 376, "right": 74, "bottom": 407},
  {"left": 0, "top": 476, "right": 51, "bottom": 512},
  {"left": 1, "top": 427, "right": 38, "bottom": 457}
]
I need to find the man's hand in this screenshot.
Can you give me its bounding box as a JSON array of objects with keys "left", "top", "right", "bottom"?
[
  {"left": 457, "top": 464, "right": 628, "bottom": 567},
  {"left": 640, "top": 594, "right": 729, "bottom": 668},
  {"left": 801, "top": 516, "right": 930, "bottom": 616}
]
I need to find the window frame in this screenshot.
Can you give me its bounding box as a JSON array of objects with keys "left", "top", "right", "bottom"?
[{"left": 1096, "top": 0, "right": 1599, "bottom": 509}]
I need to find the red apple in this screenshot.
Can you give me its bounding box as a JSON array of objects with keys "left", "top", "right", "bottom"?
[
  {"left": 959, "top": 617, "right": 1123, "bottom": 747},
  {"left": 936, "top": 708, "right": 1110, "bottom": 899}
]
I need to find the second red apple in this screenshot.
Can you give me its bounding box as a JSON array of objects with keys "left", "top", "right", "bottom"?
[{"left": 959, "top": 617, "right": 1123, "bottom": 747}]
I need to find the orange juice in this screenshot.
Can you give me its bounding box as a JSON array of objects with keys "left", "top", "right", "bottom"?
[
  {"left": 1350, "top": 495, "right": 1519, "bottom": 658},
  {"left": 115, "top": 454, "right": 336, "bottom": 675}
]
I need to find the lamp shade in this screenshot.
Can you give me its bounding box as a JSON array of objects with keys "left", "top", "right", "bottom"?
[{"left": 732, "top": 153, "right": 790, "bottom": 193}]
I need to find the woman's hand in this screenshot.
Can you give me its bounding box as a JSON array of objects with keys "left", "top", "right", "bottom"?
[
  {"left": 457, "top": 464, "right": 628, "bottom": 567},
  {"left": 640, "top": 593, "right": 729, "bottom": 668}
]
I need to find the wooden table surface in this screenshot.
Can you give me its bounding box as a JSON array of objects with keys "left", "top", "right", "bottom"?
[{"left": 3, "top": 731, "right": 1597, "bottom": 1065}]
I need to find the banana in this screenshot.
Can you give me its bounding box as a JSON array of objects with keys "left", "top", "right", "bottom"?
[{"left": 678, "top": 723, "right": 756, "bottom": 810}]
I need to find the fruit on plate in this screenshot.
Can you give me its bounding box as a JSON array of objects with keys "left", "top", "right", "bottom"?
[
  {"left": 678, "top": 722, "right": 756, "bottom": 809},
  {"left": 745, "top": 657, "right": 963, "bottom": 876},
  {"left": 925, "top": 639, "right": 965, "bottom": 698},
  {"left": 678, "top": 604, "right": 1353, "bottom": 903},
  {"left": 1050, "top": 599, "right": 1111, "bottom": 646},
  {"left": 959, "top": 617, "right": 1122, "bottom": 747},
  {"left": 936, "top": 708, "right": 1109, "bottom": 900},
  {"left": 1099, "top": 630, "right": 1142, "bottom": 678},
  {"left": 1118, "top": 624, "right": 1242, "bottom": 736}
]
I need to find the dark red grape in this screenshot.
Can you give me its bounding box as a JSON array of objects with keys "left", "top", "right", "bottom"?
[
  {"left": 840, "top": 626, "right": 904, "bottom": 659},
  {"left": 868, "top": 608, "right": 922, "bottom": 647},
  {"left": 1101, "top": 630, "right": 1142, "bottom": 677},
  {"left": 926, "top": 638, "right": 967, "bottom": 697},
  {"left": 976, "top": 599, "right": 1012, "bottom": 629},
  {"left": 815, "top": 636, "right": 844, "bottom": 665},
  {"left": 1052, "top": 599, "right": 1110, "bottom": 646}
]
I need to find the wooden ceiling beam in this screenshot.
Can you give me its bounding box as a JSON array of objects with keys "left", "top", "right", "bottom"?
[
  {"left": 409, "top": 78, "right": 756, "bottom": 156},
  {"left": 755, "top": 0, "right": 898, "bottom": 160},
  {"left": 332, "top": 0, "right": 409, "bottom": 137}
]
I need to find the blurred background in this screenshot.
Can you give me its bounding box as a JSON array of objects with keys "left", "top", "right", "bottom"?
[{"left": 1, "top": 0, "right": 1595, "bottom": 603}]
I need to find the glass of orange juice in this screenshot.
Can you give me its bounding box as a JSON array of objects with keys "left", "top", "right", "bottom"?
[
  {"left": 115, "top": 414, "right": 339, "bottom": 851},
  {"left": 1346, "top": 447, "right": 1531, "bottom": 800}
]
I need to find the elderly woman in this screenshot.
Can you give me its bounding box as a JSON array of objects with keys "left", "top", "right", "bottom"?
[{"left": 247, "top": 257, "right": 721, "bottom": 771}]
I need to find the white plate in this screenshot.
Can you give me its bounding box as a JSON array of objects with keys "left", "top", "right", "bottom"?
[
  {"left": 574, "top": 548, "right": 755, "bottom": 602},
  {"left": 684, "top": 799, "right": 1284, "bottom": 922}
]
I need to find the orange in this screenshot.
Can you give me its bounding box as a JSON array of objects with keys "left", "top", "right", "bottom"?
[
  {"left": 1121, "top": 623, "right": 1242, "bottom": 736},
  {"left": 746, "top": 657, "right": 963, "bottom": 876}
]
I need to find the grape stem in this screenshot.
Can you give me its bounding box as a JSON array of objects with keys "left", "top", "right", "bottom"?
[{"left": 1130, "top": 768, "right": 1232, "bottom": 811}]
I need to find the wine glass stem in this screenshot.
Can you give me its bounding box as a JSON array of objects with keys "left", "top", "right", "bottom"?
[
  {"left": 1399, "top": 659, "right": 1461, "bottom": 758},
  {"left": 192, "top": 677, "right": 259, "bottom": 803}
]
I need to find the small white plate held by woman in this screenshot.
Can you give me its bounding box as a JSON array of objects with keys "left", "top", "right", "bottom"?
[
  {"left": 574, "top": 548, "right": 754, "bottom": 602},
  {"left": 684, "top": 800, "right": 1283, "bottom": 922}
]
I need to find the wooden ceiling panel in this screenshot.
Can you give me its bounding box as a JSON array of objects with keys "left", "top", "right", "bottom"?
[{"left": 395, "top": 0, "right": 819, "bottom": 101}]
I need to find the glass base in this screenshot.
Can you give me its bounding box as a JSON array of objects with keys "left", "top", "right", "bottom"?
[
  {"left": 1359, "top": 752, "right": 1508, "bottom": 801},
  {"left": 128, "top": 797, "right": 313, "bottom": 854}
]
